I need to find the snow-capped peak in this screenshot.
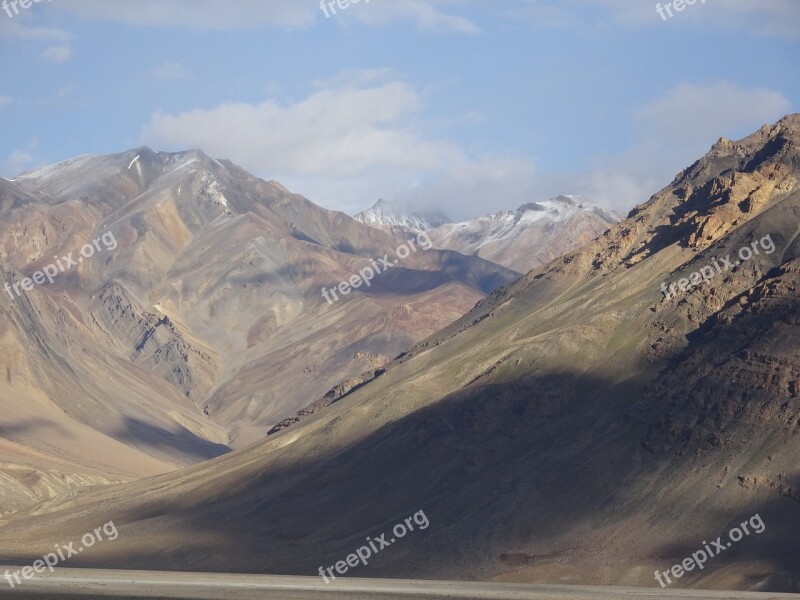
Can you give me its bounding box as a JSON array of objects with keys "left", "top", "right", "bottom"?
[
  {"left": 427, "top": 195, "right": 621, "bottom": 273},
  {"left": 354, "top": 199, "right": 451, "bottom": 233}
]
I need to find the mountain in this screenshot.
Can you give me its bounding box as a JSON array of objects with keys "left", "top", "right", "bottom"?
[
  {"left": 354, "top": 199, "right": 451, "bottom": 235},
  {"left": 429, "top": 196, "right": 620, "bottom": 273},
  {"left": 0, "top": 148, "right": 518, "bottom": 511},
  {"left": 355, "top": 196, "right": 620, "bottom": 274},
  {"left": 3, "top": 116, "right": 799, "bottom": 593}
]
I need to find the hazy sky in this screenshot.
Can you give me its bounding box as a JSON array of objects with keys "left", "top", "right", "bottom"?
[{"left": 1, "top": 0, "right": 798, "bottom": 220}]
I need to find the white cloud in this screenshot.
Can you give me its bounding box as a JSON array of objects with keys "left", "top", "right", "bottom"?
[
  {"left": 152, "top": 62, "right": 193, "bottom": 81},
  {"left": 0, "top": 20, "right": 74, "bottom": 42},
  {"left": 141, "top": 70, "right": 537, "bottom": 217},
  {"left": 142, "top": 74, "right": 459, "bottom": 178},
  {"left": 0, "top": 139, "right": 41, "bottom": 177},
  {"left": 54, "top": 0, "right": 313, "bottom": 29},
  {"left": 42, "top": 45, "right": 73, "bottom": 63},
  {"left": 460, "top": 80, "right": 795, "bottom": 216},
  {"left": 0, "top": 138, "right": 43, "bottom": 178},
  {"left": 397, "top": 157, "right": 538, "bottom": 220},
  {"left": 3, "top": 151, "right": 36, "bottom": 176},
  {"left": 510, "top": 0, "right": 800, "bottom": 37},
  {"left": 565, "top": 81, "right": 793, "bottom": 214},
  {"left": 595, "top": 0, "right": 800, "bottom": 36},
  {"left": 564, "top": 169, "right": 662, "bottom": 215},
  {"left": 350, "top": 0, "right": 479, "bottom": 33},
  {"left": 52, "top": 0, "right": 476, "bottom": 32},
  {"left": 635, "top": 81, "right": 792, "bottom": 150},
  {"left": 0, "top": 96, "right": 12, "bottom": 109},
  {"left": 723, "top": 0, "right": 800, "bottom": 38},
  {"left": 141, "top": 75, "right": 793, "bottom": 219}
]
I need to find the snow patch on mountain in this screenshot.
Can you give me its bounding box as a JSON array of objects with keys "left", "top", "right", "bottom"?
[
  {"left": 352, "top": 195, "right": 620, "bottom": 273},
  {"left": 437, "top": 195, "right": 620, "bottom": 251},
  {"left": 428, "top": 195, "right": 620, "bottom": 273},
  {"left": 354, "top": 199, "right": 450, "bottom": 233}
]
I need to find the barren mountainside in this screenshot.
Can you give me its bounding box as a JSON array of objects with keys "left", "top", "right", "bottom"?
[
  {"left": 0, "top": 149, "right": 518, "bottom": 512},
  {"left": 3, "top": 116, "right": 799, "bottom": 592}
]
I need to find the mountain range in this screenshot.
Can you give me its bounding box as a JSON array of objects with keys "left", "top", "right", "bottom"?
[
  {"left": 355, "top": 196, "right": 620, "bottom": 273},
  {"left": 0, "top": 148, "right": 519, "bottom": 513},
  {"left": 2, "top": 115, "right": 799, "bottom": 593}
]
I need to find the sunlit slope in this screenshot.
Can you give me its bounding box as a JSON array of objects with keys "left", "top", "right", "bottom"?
[{"left": 0, "top": 150, "right": 518, "bottom": 511}]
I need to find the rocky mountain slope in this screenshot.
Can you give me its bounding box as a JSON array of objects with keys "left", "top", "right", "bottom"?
[
  {"left": 0, "top": 150, "right": 518, "bottom": 511},
  {"left": 2, "top": 115, "right": 799, "bottom": 593}
]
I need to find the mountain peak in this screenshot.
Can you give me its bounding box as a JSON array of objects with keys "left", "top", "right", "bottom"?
[
  {"left": 370, "top": 198, "right": 393, "bottom": 210},
  {"left": 354, "top": 199, "right": 451, "bottom": 232},
  {"left": 427, "top": 195, "right": 620, "bottom": 273}
]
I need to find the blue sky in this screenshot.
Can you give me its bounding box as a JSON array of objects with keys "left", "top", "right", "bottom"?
[{"left": 1, "top": 0, "right": 798, "bottom": 219}]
